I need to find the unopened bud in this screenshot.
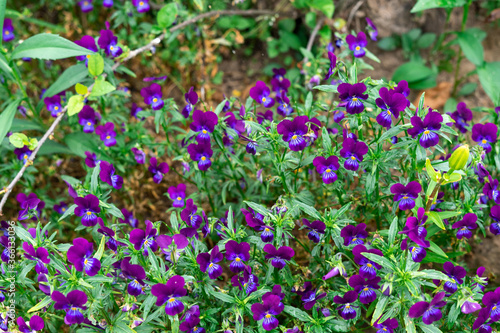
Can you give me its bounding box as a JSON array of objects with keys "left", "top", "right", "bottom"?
[{"left": 449, "top": 144, "right": 469, "bottom": 172}]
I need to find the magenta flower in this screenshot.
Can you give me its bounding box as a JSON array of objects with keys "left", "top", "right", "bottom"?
[
  {"left": 148, "top": 157, "right": 169, "bottom": 184},
  {"left": 95, "top": 122, "right": 117, "bottom": 146},
  {"left": 182, "top": 87, "right": 198, "bottom": 118},
  {"left": 121, "top": 257, "right": 147, "bottom": 296},
  {"left": 313, "top": 156, "right": 340, "bottom": 184},
  {"left": 3, "top": 19, "right": 15, "bottom": 42},
  {"left": 44, "top": 95, "right": 62, "bottom": 117},
  {"left": 74, "top": 194, "right": 100, "bottom": 227},
  {"left": 353, "top": 244, "right": 382, "bottom": 278},
  {"left": 97, "top": 218, "right": 122, "bottom": 252},
  {"left": 390, "top": 181, "right": 422, "bottom": 211},
  {"left": 365, "top": 18, "right": 378, "bottom": 41},
  {"left": 132, "top": 0, "right": 150, "bottom": 12},
  {"left": 341, "top": 223, "right": 368, "bottom": 246},
  {"left": 348, "top": 274, "right": 381, "bottom": 304},
  {"left": 84, "top": 151, "right": 97, "bottom": 168},
  {"left": 452, "top": 213, "right": 478, "bottom": 239},
  {"left": 152, "top": 276, "right": 187, "bottom": 316},
  {"left": 490, "top": 205, "right": 500, "bottom": 235},
  {"left": 393, "top": 80, "right": 411, "bottom": 107},
  {"left": 450, "top": 102, "right": 473, "bottom": 133},
  {"left": 190, "top": 110, "right": 218, "bottom": 143},
  {"left": 271, "top": 68, "right": 290, "bottom": 93},
  {"left": 250, "top": 81, "right": 274, "bottom": 108},
  {"left": 277, "top": 115, "right": 310, "bottom": 151},
  {"left": 399, "top": 207, "right": 430, "bottom": 249},
  {"left": 263, "top": 244, "right": 294, "bottom": 270},
  {"left": 51, "top": 290, "right": 88, "bottom": 325},
  {"left": 78, "top": 0, "right": 93, "bottom": 12},
  {"left": 346, "top": 31, "right": 367, "bottom": 57},
  {"left": 98, "top": 29, "right": 122, "bottom": 57},
  {"left": 375, "top": 87, "right": 407, "bottom": 128},
  {"left": 67, "top": 238, "right": 101, "bottom": 276},
  {"left": 181, "top": 198, "right": 202, "bottom": 228},
  {"left": 22, "top": 243, "right": 50, "bottom": 274},
  {"left": 257, "top": 110, "right": 273, "bottom": 124},
  {"left": 338, "top": 83, "right": 368, "bottom": 114},
  {"left": 373, "top": 318, "right": 398, "bottom": 333},
  {"left": 324, "top": 51, "right": 337, "bottom": 80},
  {"left": 131, "top": 103, "right": 144, "bottom": 120},
  {"left": 408, "top": 292, "right": 446, "bottom": 325},
  {"left": 168, "top": 183, "right": 186, "bottom": 208},
  {"left": 302, "top": 219, "right": 326, "bottom": 243},
  {"left": 54, "top": 202, "right": 68, "bottom": 214},
  {"left": 130, "top": 220, "right": 158, "bottom": 256},
  {"left": 276, "top": 93, "right": 294, "bottom": 117},
  {"left": 141, "top": 83, "right": 164, "bottom": 110},
  {"left": 339, "top": 138, "right": 368, "bottom": 171},
  {"left": 129, "top": 147, "right": 145, "bottom": 164},
  {"left": 197, "top": 245, "right": 223, "bottom": 279},
  {"left": 17, "top": 315, "right": 44, "bottom": 333},
  {"left": 180, "top": 316, "right": 205, "bottom": 333},
  {"left": 407, "top": 111, "right": 443, "bottom": 148},
  {"left": 16, "top": 193, "right": 44, "bottom": 221},
  {"left": 99, "top": 161, "right": 123, "bottom": 189},
  {"left": 78, "top": 106, "right": 100, "bottom": 133},
  {"left": 187, "top": 141, "right": 213, "bottom": 171},
  {"left": 119, "top": 208, "right": 138, "bottom": 228},
  {"left": 472, "top": 123, "right": 498, "bottom": 153},
  {"left": 74, "top": 35, "right": 98, "bottom": 64},
  {"left": 225, "top": 240, "right": 250, "bottom": 273},
  {"left": 251, "top": 295, "right": 284, "bottom": 331},
  {"left": 483, "top": 176, "right": 500, "bottom": 204},
  {"left": 333, "top": 290, "right": 358, "bottom": 320},
  {"left": 295, "top": 282, "right": 326, "bottom": 310}
]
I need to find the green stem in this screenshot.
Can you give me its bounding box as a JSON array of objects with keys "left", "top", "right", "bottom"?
[
  {"left": 223, "top": 150, "right": 246, "bottom": 199},
  {"left": 202, "top": 171, "right": 216, "bottom": 213}
]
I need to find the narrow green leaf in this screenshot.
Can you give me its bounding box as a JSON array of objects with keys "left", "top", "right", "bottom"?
[
  {"left": 283, "top": 305, "right": 313, "bottom": 322},
  {"left": 457, "top": 30, "right": 484, "bottom": 66},
  {"left": 28, "top": 297, "right": 52, "bottom": 313},
  {"left": 0, "top": 99, "right": 21, "bottom": 145},
  {"left": 12, "top": 33, "right": 94, "bottom": 60},
  {"left": 477, "top": 62, "right": 500, "bottom": 105},
  {"left": 41, "top": 63, "right": 89, "bottom": 99},
  {"left": 427, "top": 211, "right": 446, "bottom": 230}
]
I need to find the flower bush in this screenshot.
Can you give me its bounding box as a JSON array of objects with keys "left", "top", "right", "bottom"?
[{"left": 1, "top": 1, "right": 500, "bottom": 333}]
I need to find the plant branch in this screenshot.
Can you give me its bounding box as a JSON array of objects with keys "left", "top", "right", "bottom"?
[{"left": 302, "top": 17, "right": 325, "bottom": 66}]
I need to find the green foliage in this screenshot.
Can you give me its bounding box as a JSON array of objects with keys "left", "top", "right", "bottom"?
[{"left": 11, "top": 33, "right": 94, "bottom": 60}]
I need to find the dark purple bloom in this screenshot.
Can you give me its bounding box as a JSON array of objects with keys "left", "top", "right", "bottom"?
[
  {"left": 131, "top": 147, "right": 146, "bottom": 164},
  {"left": 190, "top": 110, "right": 218, "bottom": 143},
  {"left": 44, "top": 95, "right": 62, "bottom": 117},
  {"left": 393, "top": 80, "right": 410, "bottom": 106},
  {"left": 74, "top": 194, "right": 100, "bottom": 227},
  {"left": 51, "top": 290, "right": 88, "bottom": 325},
  {"left": 302, "top": 219, "right": 326, "bottom": 243},
  {"left": 313, "top": 156, "right": 340, "bottom": 184},
  {"left": 132, "top": 0, "right": 150, "bottom": 12},
  {"left": 187, "top": 141, "right": 213, "bottom": 171},
  {"left": 95, "top": 122, "right": 117, "bottom": 146},
  {"left": 300, "top": 287, "right": 327, "bottom": 310},
  {"left": 451, "top": 102, "right": 473, "bottom": 133},
  {"left": 480, "top": 287, "right": 500, "bottom": 322},
  {"left": 276, "top": 93, "right": 294, "bottom": 117},
  {"left": 490, "top": 205, "right": 500, "bottom": 235},
  {"left": 182, "top": 87, "right": 198, "bottom": 118},
  {"left": 376, "top": 87, "right": 407, "bottom": 128},
  {"left": 225, "top": 240, "right": 250, "bottom": 273},
  {"left": 97, "top": 218, "right": 122, "bottom": 252},
  {"left": 338, "top": 83, "right": 368, "bottom": 114},
  {"left": 408, "top": 292, "right": 446, "bottom": 325},
  {"left": 324, "top": 51, "right": 337, "bottom": 80},
  {"left": 54, "top": 202, "right": 68, "bottom": 214},
  {"left": 131, "top": 103, "right": 145, "bottom": 120},
  {"left": 341, "top": 223, "right": 368, "bottom": 246},
  {"left": 346, "top": 31, "right": 368, "bottom": 57},
  {"left": 353, "top": 244, "right": 383, "bottom": 278},
  {"left": 181, "top": 199, "right": 202, "bottom": 228},
  {"left": 246, "top": 140, "right": 258, "bottom": 155},
  {"left": 180, "top": 316, "right": 205, "bottom": 333},
  {"left": 231, "top": 266, "right": 260, "bottom": 295},
  {"left": 3, "top": 19, "right": 15, "bottom": 42},
  {"left": 257, "top": 110, "right": 273, "bottom": 124},
  {"left": 14, "top": 146, "right": 32, "bottom": 164},
  {"left": 333, "top": 290, "right": 358, "bottom": 320},
  {"left": 390, "top": 181, "right": 422, "bottom": 211},
  {"left": 22, "top": 242, "right": 50, "bottom": 274},
  {"left": 141, "top": 83, "right": 164, "bottom": 110},
  {"left": 373, "top": 318, "right": 398, "bottom": 333},
  {"left": 251, "top": 295, "right": 284, "bottom": 331},
  {"left": 78, "top": 106, "right": 100, "bottom": 133},
  {"left": 440, "top": 261, "right": 467, "bottom": 294},
  {"left": 277, "top": 115, "right": 311, "bottom": 151},
  {"left": 472, "top": 123, "right": 498, "bottom": 153},
  {"left": 119, "top": 208, "right": 138, "bottom": 228},
  {"left": 473, "top": 308, "right": 493, "bottom": 333},
  {"left": 398, "top": 207, "right": 430, "bottom": 248},
  {"left": 168, "top": 183, "right": 186, "bottom": 208},
  {"left": 74, "top": 35, "right": 98, "bottom": 63},
  {"left": 16, "top": 193, "right": 44, "bottom": 221},
  {"left": 98, "top": 29, "right": 122, "bottom": 57},
  {"left": 250, "top": 81, "right": 274, "bottom": 108},
  {"left": 121, "top": 257, "right": 147, "bottom": 296},
  {"left": 407, "top": 111, "right": 443, "bottom": 148},
  {"left": 365, "top": 18, "right": 378, "bottom": 41},
  {"left": 148, "top": 157, "right": 169, "bottom": 184},
  {"left": 67, "top": 238, "right": 101, "bottom": 276},
  {"left": 130, "top": 220, "right": 158, "bottom": 256},
  {"left": 196, "top": 245, "right": 223, "bottom": 279},
  {"left": 452, "top": 213, "right": 477, "bottom": 239},
  {"left": 99, "top": 161, "right": 123, "bottom": 189},
  {"left": 17, "top": 315, "right": 44, "bottom": 333},
  {"left": 333, "top": 109, "right": 345, "bottom": 123},
  {"left": 84, "top": 151, "right": 97, "bottom": 168},
  {"left": 483, "top": 176, "right": 500, "bottom": 204},
  {"left": 78, "top": 0, "right": 93, "bottom": 12},
  {"left": 241, "top": 208, "right": 274, "bottom": 242},
  {"left": 151, "top": 276, "right": 187, "bottom": 316},
  {"left": 271, "top": 68, "right": 290, "bottom": 93},
  {"left": 103, "top": 0, "right": 113, "bottom": 7},
  {"left": 349, "top": 274, "right": 381, "bottom": 304},
  {"left": 263, "top": 244, "right": 294, "bottom": 270},
  {"left": 339, "top": 138, "right": 368, "bottom": 171}
]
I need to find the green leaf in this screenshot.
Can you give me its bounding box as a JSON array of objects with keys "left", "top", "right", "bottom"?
[
  {"left": 106, "top": 203, "right": 125, "bottom": 219},
  {"left": 0, "top": 0, "right": 6, "bottom": 49},
  {"left": 425, "top": 158, "right": 441, "bottom": 182},
  {"left": 157, "top": 3, "right": 178, "bottom": 28},
  {"left": 457, "top": 30, "right": 484, "bottom": 66},
  {"left": 427, "top": 240, "right": 448, "bottom": 258},
  {"left": 209, "top": 290, "right": 236, "bottom": 303},
  {"left": 90, "top": 79, "right": 116, "bottom": 97},
  {"left": 322, "top": 127, "right": 332, "bottom": 153},
  {"left": 283, "top": 305, "right": 313, "bottom": 322},
  {"left": 417, "top": 269, "right": 451, "bottom": 281},
  {"left": 411, "top": 0, "right": 466, "bottom": 12},
  {"left": 75, "top": 83, "right": 88, "bottom": 95},
  {"left": 313, "top": 85, "right": 337, "bottom": 93},
  {"left": 296, "top": 201, "right": 322, "bottom": 220},
  {"left": 41, "top": 63, "right": 89, "bottom": 99},
  {"left": 418, "top": 324, "right": 443, "bottom": 333},
  {"left": 91, "top": 163, "right": 100, "bottom": 194},
  {"left": 436, "top": 211, "right": 461, "bottom": 220},
  {"left": 371, "top": 296, "right": 389, "bottom": 324},
  {"left": 64, "top": 132, "right": 95, "bottom": 157},
  {"left": 393, "top": 62, "right": 434, "bottom": 83},
  {"left": 417, "top": 33, "right": 436, "bottom": 49},
  {"left": 457, "top": 82, "right": 477, "bottom": 96},
  {"left": 0, "top": 99, "right": 21, "bottom": 145},
  {"left": 477, "top": 62, "right": 500, "bottom": 105},
  {"left": 388, "top": 216, "right": 398, "bottom": 244},
  {"left": 427, "top": 211, "right": 445, "bottom": 230},
  {"left": 244, "top": 201, "right": 269, "bottom": 217},
  {"left": 9, "top": 132, "right": 28, "bottom": 148},
  {"left": 310, "top": 0, "right": 335, "bottom": 18},
  {"left": 28, "top": 297, "right": 52, "bottom": 313},
  {"left": 67, "top": 95, "right": 84, "bottom": 116},
  {"left": 0, "top": 53, "right": 14, "bottom": 81},
  {"left": 58, "top": 204, "right": 77, "bottom": 221},
  {"left": 363, "top": 253, "right": 396, "bottom": 271},
  {"left": 11, "top": 33, "right": 94, "bottom": 60},
  {"left": 378, "top": 125, "right": 404, "bottom": 143},
  {"left": 88, "top": 53, "right": 104, "bottom": 76},
  {"left": 377, "top": 36, "right": 398, "bottom": 51}
]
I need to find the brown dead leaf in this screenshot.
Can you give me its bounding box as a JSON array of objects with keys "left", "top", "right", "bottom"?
[{"left": 412, "top": 81, "right": 452, "bottom": 110}]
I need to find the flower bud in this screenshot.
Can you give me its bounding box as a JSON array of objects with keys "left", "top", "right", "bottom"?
[{"left": 449, "top": 144, "right": 469, "bottom": 172}]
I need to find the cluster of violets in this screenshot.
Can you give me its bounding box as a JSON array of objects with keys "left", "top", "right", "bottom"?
[{"left": 77, "top": 0, "right": 150, "bottom": 13}]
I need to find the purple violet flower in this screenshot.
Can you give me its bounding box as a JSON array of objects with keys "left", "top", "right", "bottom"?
[
  {"left": 257, "top": 110, "right": 273, "bottom": 124},
  {"left": 54, "top": 202, "right": 68, "bottom": 214},
  {"left": 99, "top": 161, "right": 123, "bottom": 189},
  {"left": 276, "top": 93, "right": 294, "bottom": 117},
  {"left": 132, "top": 0, "right": 150, "bottom": 12},
  {"left": 365, "top": 18, "right": 378, "bottom": 41},
  {"left": 148, "top": 157, "right": 169, "bottom": 184},
  {"left": 16, "top": 193, "right": 44, "bottom": 221},
  {"left": 180, "top": 316, "right": 205, "bottom": 333},
  {"left": 452, "top": 213, "right": 478, "bottom": 239},
  {"left": 241, "top": 208, "right": 274, "bottom": 242},
  {"left": 78, "top": 0, "right": 93, "bottom": 12},
  {"left": 346, "top": 31, "right": 368, "bottom": 57},
  {"left": 67, "top": 238, "right": 101, "bottom": 276},
  {"left": 121, "top": 257, "right": 147, "bottom": 296},
  {"left": 196, "top": 245, "right": 223, "bottom": 279},
  {"left": 483, "top": 176, "right": 500, "bottom": 204},
  {"left": 95, "top": 122, "right": 117, "bottom": 146},
  {"left": 98, "top": 29, "right": 122, "bottom": 57},
  {"left": 131, "top": 147, "right": 146, "bottom": 164},
  {"left": 84, "top": 151, "right": 98, "bottom": 168},
  {"left": 119, "top": 208, "right": 139, "bottom": 228},
  {"left": 473, "top": 307, "right": 493, "bottom": 333},
  {"left": 339, "top": 138, "right": 368, "bottom": 171},
  {"left": 151, "top": 276, "right": 187, "bottom": 316},
  {"left": 187, "top": 141, "right": 213, "bottom": 171},
  {"left": 333, "top": 290, "right": 358, "bottom": 320},
  {"left": 131, "top": 103, "right": 145, "bottom": 120},
  {"left": 472, "top": 123, "right": 498, "bottom": 153},
  {"left": 14, "top": 146, "right": 32, "bottom": 164},
  {"left": 74, "top": 35, "right": 98, "bottom": 64},
  {"left": 407, "top": 111, "right": 443, "bottom": 148},
  {"left": 451, "top": 102, "right": 473, "bottom": 133},
  {"left": 168, "top": 183, "right": 186, "bottom": 208},
  {"left": 393, "top": 80, "right": 411, "bottom": 107},
  {"left": 338, "top": 83, "right": 368, "bottom": 114},
  {"left": 51, "top": 290, "right": 88, "bottom": 325},
  {"left": 250, "top": 81, "right": 275, "bottom": 108},
  {"left": 251, "top": 295, "right": 284, "bottom": 331},
  {"left": 232, "top": 266, "right": 260, "bottom": 295},
  {"left": 348, "top": 274, "right": 381, "bottom": 304},
  {"left": 78, "top": 106, "right": 100, "bottom": 133},
  {"left": 225, "top": 240, "right": 250, "bottom": 273},
  {"left": 103, "top": 0, "right": 113, "bottom": 7},
  {"left": 17, "top": 315, "right": 44, "bottom": 333},
  {"left": 271, "top": 68, "right": 290, "bottom": 93},
  {"left": 182, "top": 87, "right": 198, "bottom": 118},
  {"left": 277, "top": 115, "right": 311, "bottom": 151},
  {"left": 373, "top": 318, "right": 398, "bottom": 333},
  {"left": 313, "top": 156, "right": 340, "bottom": 184},
  {"left": 375, "top": 87, "right": 407, "bottom": 128},
  {"left": 141, "top": 83, "right": 164, "bottom": 111},
  {"left": 302, "top": 218, "right": 326, "bottom": 243},
  {"left": 22, "top": 242, "right": 50, "bottom": 274},
  {"left": 440, "top": 261, "right": 467, "bottom": 294},
  {"left": 408, "top": 292, "right": 446, "bottom": 325},
  {"left": 74, "top": 194, "right": 101, "bottom": 227},
  {"left": 324, "top": 51, "right": 337, "bottom": 80},
  {"left": 190, "top": 110, "right": 218, "bottom": 143},
  {"left": 130, "top": 220, "right": 158, "bottom": 256},
  {"left": 44, "top": 95, "right": 62, "bottom": 117},
  {"left": 490, "top": 205, "right": 500, "bottom": 235},
  {"left": 353, "top": 244, "right": 383, "bottom": 278},
  {"left": 341, "top": 223, "right": 368, "bottom": 246},
  {"left": 263, "top": 244, "right": 294, "bottom": 270},
  {"left": 181, "top": 198, "right": 202, "bottom": 228},
  {"left": 390, "top": 181, "right": 422, "bottom": 211},
  {"left": 479, "top": 287, "right": 500, "bottom": 322},
  {"left": 3, "top": 19, "right": 15, "bottom": 42}
]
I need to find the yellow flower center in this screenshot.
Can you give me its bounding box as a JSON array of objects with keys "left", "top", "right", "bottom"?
[
  {"left": 86, "top": 211, "right": 92, "bottom": 215},
  {"left": 411, "top": 247, "right": 416, "bottom": 252},
  {"left": 244, "top": 283, "right": 248, "bottom": 287},
  {"left": 383, "top": 329, "right": 387, "bottom": 332},
  {"left": 265, "top": 228, "right": 270, "bottom": 232},
  {"left": 235, "top": 258, "right": 241, "bottom": 262},
  {"left": 352, "top": 97, "right": 358, "bottom": 102},
  {"left": 193, "top": 328, "right": 198, "bottom": 332},
  {"left": 279, "top": 77, "right": 283, "bottom": 82},
  {"left": 202, "top": 129, "right": 207, "bottom": 134},
  {"left": 5, "top": 31, "right": 9, "bottom": 35},
  {"left": 326, "top": 168, "right": 331, "bottom": 173},
  {"left": 86, "top": 54, "right": 91, "bottom": 59},
  {"left": 262, "top": 97, "right": 267, "bottom": 102},
  {"left": 110, "top": 46, "right": 114, "bottom": 50},
  {"left": 424, "top": 130, "right": 430, "bottom": 134},
  {"left": 153, "top": 98, "right": 158, "bottom": 103},
  {"left": 71, "top": 307, "right": 78, "bottom": 311},
  {"left": 493, "top": 306, "right": 497, "bottom": 310},
  {"left": 355, "top": 46, "right": 361, "bottom": 51},
  {"left": 84, "top": 258, "right": 89, "bottom": 265},
  {"left": 62, "top": 208, "right": 66, "bottom": 212},
  {"left": 363, "top": 287, "right": 369, "bottom": 291},
  {"left": 139, "top": 1, "right": 144, "bottom": 5},
  {"left": 55, "top": 106, "right": 59, "bottom": 110},
  {"left": 346, "top": 305, "right": 350, "bottom": 308},
  {"left": 265, "top": 314, "right": 271, "bottom": 319},
  {"left": 177, "top": 196, "right": 182, "bottom": 200},
  {"left": 352, "top": 238, "right": 357, "bottom": 242},
  {"left": 367, "top": 263, "right": 372, "bottom": 267},
  {"left": 387, "top": 111, "right": 391, "bottom": 115},
  {"left": 482, "top": 139, "right": 487, "bottom": 144},
  {"left": 168, "top": 297, "right": 175, "bottom": 303},
  {"left": 209, "top": 263, "right": 214, "bottom": 268},
  {"left": 292, "top": 135, "right": 298, "bottom": 140},
  {"left": 24, "top": 155, "right": 28, "bottom": 159},
  {"left": 106, "top": 135, "right": 111, "bottom": 140},
  {"left": 87, "top": 122, "right": 92, "bottom": 126},
  {"left": 403, "top": 196, "right": 408, "bottom": 199},
  {"left": 201, "top": 156, "right": 206, "bottom": 161},
  {"left": 83, "top": 1, "right": 89, "bottom": 5},
  {"left": 350, "top": 156, "right": 356, "bottom": 160}
]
